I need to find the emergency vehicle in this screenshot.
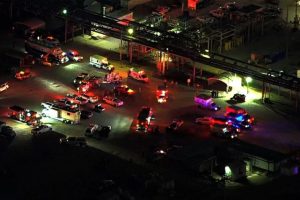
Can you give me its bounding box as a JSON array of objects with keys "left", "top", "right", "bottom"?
[
  {"left": 136, "top": 107, "right": 153, "bottom": 133},
  {"left": 156, "top": 85, "right": 168, "bottom": 103},
  {"left": 25, "top": 36, "right": 68, "bottom": 65},
  {"left": 15, "top": 70, "right": 31, "bottom": 80},
  {"left": 41, "top": 102, "right": 80, "bottom": 124},
  {"left": 67, "top": 50, "right": 83, "bottom": 62},
  {"left": 225, "top": 106, "right": 255, "bottom": 125},
  {"left": 89, "top": 55, "right": 114, "bottom": 71},
  {"left": 128, "top": 68, "right": 149, "bottom": 83},
  {"left": 9, "top": 105, "right": 42, "bottom": 126},
  {"left": 194, "top": 94, "right": 220, "bottom": 111}
]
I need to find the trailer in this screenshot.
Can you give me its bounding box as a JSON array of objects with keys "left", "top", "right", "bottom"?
[
  {"left": 194, "top": 94, "right": 220, "bottom": 111},
  {"left": 41, "top": 102, "right": 80, "bottom": 124}
]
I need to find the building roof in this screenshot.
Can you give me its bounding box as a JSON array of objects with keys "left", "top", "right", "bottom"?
[{"left": 228, "top": 140, "right": 288, "bottom": 162}]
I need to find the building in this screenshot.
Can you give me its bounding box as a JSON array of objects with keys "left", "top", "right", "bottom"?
[
  {"left": 121, "top": 0, "right": 152, "bottom": 10},
  {"left": 226, "top": 141, "right": 288, "bottom": 173}
]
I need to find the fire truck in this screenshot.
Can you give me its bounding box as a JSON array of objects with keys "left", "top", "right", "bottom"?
[
  {"left": 25, "top": 36, "right": 68, "bottom": 65},
  {"left": 136, "top": 107, "right": 153, "bottom": 133},
  {"left": 156, "top": 85, "right": 168, "bottom": 103},
  {"left": 8, "top": 105, "right": 42, "bottom": 126},
  {"left": 128, "top": 68, "right": 149, "bottom": 83},
  {"left": 41, "top": 102, "right": 80, "bottom": 124}
]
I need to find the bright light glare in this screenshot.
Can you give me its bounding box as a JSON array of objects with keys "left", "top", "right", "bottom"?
[
  {"left": 246, "top": 77, "right": 252, "bottom": 83},
  {"left": 200, "top": 53, "right": 210, "bottom": 58},
  {"left": 63, "top": 9, "right": 67, "bottom": 15},
  {"left": 128, "top": 28, "right": 134, "bottom": 35},
  {"left": 225, "top": 166, "right": 232, "bottom": 176}
]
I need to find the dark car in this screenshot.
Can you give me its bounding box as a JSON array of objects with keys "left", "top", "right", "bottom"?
[
  {"left": 230, "top": 93, "right": 246, "bottom": 103},
  {"left": 81, "top": 110, "right": 93, "bottom": 119},
  {"left": 94, "top": 104, "right": 105, "bottom": 112},
  {"left": 166, "top": 119, "right": 184, "bottom": 132},
  {"left": 86, "top": 125, "right": 111, "bottom": 139},
  {"left": 0, "top": 126, "right": 16, "bottom": 140},
  {"left": 73, "top": 73, "right": 89, "bottom": 86},
  {"left": 59, "top": 136, "right": 87, "bottom": 147},
  {"left": 96, "top": 126, "right": 111, "bottom": 138}
]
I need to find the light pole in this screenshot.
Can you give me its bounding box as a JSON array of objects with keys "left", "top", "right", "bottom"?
[
  {"left": 63, "top": 9, "right": 68, "bottom": 44},
  {"left": 245, "top": 77, "right": 252, "bottom": 94},
  {"left": 120, "top": 28, "right": 123, "bottom": 61},
  {"left": 127, "top": 28, "right": 134, "bottom": 63}
]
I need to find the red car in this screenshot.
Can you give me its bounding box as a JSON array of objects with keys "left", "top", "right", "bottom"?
[{"left": 15, "top": 71, "right": 31, "bottom": 80}]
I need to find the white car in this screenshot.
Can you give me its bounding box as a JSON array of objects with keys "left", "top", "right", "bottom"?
[
  {"left": 195, "top": 117, "right": 213, "bottom": 125},
  {"left": 82, "top": 94, "right": 99, "bottom": 103},
  {"left": 31, "top": 125, "right": 52, "bottom": 135},
  {"left": 75, "top": 96, "right": 89, "bottom": 105},
  {"left": 0, "top": 82, "right": 9, "bottom": 92},
  {"left": 85, "top": 124, "right": 99, "bottom": 135},
  {"left": 103, "top": 96, "right": 124, "bottom": 107}
]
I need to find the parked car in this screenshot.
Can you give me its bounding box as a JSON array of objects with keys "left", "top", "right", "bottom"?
[
  {"left": 103, "top": 96, "right": 124, "bottom": 107},
  {"left": 210, "top": 124, "right": 238, "bottom": 139},
  {"left": 0, "top": 82, "right": 9, "bottom": 92},
  {"left": 31, "top": 125, "right": 52, "bottom": 135},
  {"left": 85, "top": 124, "right": 111, "bottom": 139},
  {"left": 230, "top": 93, "right": 246, "bottom": 103},
  {"left": 95, "top": 126, "right": 111, "bottom": 138},
  {"left": 114, "top": 85, "right": 135, "bottom": 96},
  {"left": 15, "top": 70, "right": 31, "bottom": 80},
  {"left": 82, "top": 93, "right": 99, "bottom": 103},
  {"left": 59, "top": 136, "right": 87, "bottom": 147},
  {"left": 0, "top": 126, "right": 16, "bottom": 140},
  {"left": 73, "top": 73, "right": 89, "bottom": 86},
  {"left": 81, "top": 110, "right": 93, "bottom": 119},
  {"left": 94, "top": 104, "right": 105, "bottom": 112},
  {"left": 75, "top": 95, "right": 89, "bottom": 105},
  {"left": 166, "top": 119, "right": 184, "bottom": 132}
]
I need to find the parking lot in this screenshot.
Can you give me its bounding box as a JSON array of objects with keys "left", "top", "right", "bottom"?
[{"left": 1, "top": 37, "right": 300, "bottom": 161}]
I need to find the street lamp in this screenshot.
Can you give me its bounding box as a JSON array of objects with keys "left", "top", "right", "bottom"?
[
  {"left": 127, "top": 28, "right": 134, "bottom": 35},
  {"left": 62, "top": 9, "right": 68, "bottom": 15},
  {"left": 63, "top": 9, "right": 68, "bottom": 44},
  {"left": 245, "top": 76, "right": 252, "bottom": 94}
]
